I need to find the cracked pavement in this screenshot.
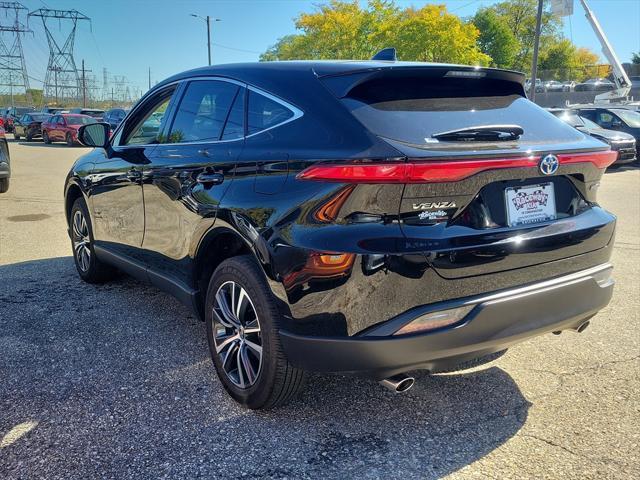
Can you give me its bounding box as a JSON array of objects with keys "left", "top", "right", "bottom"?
[{"left": 0, "top": 140, "right": 639, "bottom": 479}]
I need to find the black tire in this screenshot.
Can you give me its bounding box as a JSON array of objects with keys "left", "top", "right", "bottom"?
[
  {"left": 205, "top": 255, "right": 305, "bottom": 409},
  {"left": 25, "top": 132, "right": 32, "bottom": 142},
  {"left": 43, "top": 131, "right": 50, "bottom": 144},
  {"left": 69, "top": 197, "right": 118, "bottom": 283},
  {"left": 66, "top": 133, "right": 74, "bottom": 147},
  {"left": 13, "top": 133, "right": 20, "bottom": 141},
  {"left": 0, "top": 177, "right": 8, "bottom": 193}
]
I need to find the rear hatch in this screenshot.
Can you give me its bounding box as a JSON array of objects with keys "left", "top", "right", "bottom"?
[{"left": 321, "top": 65, "right": 616, "bottom": 279}]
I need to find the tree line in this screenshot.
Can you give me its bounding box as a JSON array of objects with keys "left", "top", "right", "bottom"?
[{"left": 260, "top": 0, "right": 612, "bottom": 81}]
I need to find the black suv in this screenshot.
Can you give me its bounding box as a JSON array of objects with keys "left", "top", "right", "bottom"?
[
  {"left": 66, "top": 61, "right": 617, "bottom": 409},
  {"left": 575, "top": 106, "right": 640, "bottom": 159}
]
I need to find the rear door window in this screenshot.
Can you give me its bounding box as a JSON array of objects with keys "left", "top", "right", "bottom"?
[{"left": 168, "top": 80, "right": 239, "bottom": 143}]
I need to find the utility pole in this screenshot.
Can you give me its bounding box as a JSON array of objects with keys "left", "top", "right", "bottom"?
[
  {"left": 190, "top": 14, "right": 220, "bottom": 66},
  {"left": 0, "top": 2, "right": 32, "bottom": 105},
  {"left": 529, "top": 0, "right": 544, "bottom": 101},
  {"left": 52, "top": 65, "right": 61, "bottom": 105},
  {"left": 28, "top": 8, "right": 90, "bottom": 103},
  {"left": 206, "top": 16, "right": 211, "bottom": 66},
  {"left": 148, "top": 67, "right": 151, "bottom": 90},
  {"left": 81, "top": 60, "right": 86, "bottom": 107},
  {"left": 111, "top": 87, "right": 114, "bottom": 107}
]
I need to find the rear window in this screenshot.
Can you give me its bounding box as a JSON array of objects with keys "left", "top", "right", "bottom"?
[
  {"left": 340, "top": 76, "right": 583, "bottom": 146},
  {"left": 66, "top": 116, "right": 96, "bottom": 125}
]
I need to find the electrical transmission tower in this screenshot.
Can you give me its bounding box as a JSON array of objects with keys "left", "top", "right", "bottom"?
[
  {"left": 28, "top": 8, "right": 90, "bottom": 103},
  {"left": 0, "top": 2, "right": 31, "bottom": 104}
]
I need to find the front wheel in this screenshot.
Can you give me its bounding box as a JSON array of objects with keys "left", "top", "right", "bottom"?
[
  {"left": 13, "top": 132, "right": 20, "bottom": 141},
  {"left": 0, "top": 178, "right": 8, "bottom": 193},
  {"left": 69, "top": 197, "right": 117, "bottom": 283},
  {"left": 66, "top": 133, "right": 74, "bottom": 147},
  {"left": 43, "top": 131, "right": 50, "bottom": 144},
  {"left": 205, "top": 256, "right": 305, "bottom": 409}
]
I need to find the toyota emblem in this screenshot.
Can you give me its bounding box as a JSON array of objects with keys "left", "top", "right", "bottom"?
[{"left": 539, "top": 154, "right": 559, "bottom": 175}]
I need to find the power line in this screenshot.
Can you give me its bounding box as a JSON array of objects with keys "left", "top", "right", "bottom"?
[{"left": 211, "top": 42, "right": 261, "bottom": 54}]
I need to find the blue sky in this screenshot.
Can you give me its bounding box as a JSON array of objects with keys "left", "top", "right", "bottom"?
[{"left": 16, "top": 0, "right": 640, "bottom": 96}]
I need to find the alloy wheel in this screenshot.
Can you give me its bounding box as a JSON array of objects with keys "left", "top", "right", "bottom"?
[
  {"left": 212, "top": 281, "right": 263, "bottom": 389},
  {"left": 72, "top": 210, "right": 91, "bottom": 272}
]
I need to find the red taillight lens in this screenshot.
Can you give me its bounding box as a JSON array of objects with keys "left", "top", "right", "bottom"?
[{"left": 296, "top": 151, "right": 618, "bottom": 184}]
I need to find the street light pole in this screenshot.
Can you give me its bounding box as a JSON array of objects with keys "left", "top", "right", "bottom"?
[
  {"left": 206, "top": 15, "right": 211, "bottom": 66},
  {"left": 529, "top": 0, "right": 544, "bottom": 101},
  {"left": 191, "top": 14, "right": 220, "bottom": 66}
]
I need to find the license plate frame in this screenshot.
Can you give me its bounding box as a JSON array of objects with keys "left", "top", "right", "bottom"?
[{"left": 505, "top": 182, "right": 557, "bottom": 227}]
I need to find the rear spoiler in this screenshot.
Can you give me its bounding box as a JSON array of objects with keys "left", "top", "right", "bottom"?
[{"left": 318, "top": 65, "right": 526, "bottom": 99}]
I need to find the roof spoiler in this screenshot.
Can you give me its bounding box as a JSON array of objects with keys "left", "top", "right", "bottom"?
[{"left": 371, "top": 48, "right": 397, "bottom": 61}]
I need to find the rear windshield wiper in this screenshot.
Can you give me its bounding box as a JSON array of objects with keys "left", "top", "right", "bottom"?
[{"left": 431, "top": 124, "right": 524, "bottom": 142}]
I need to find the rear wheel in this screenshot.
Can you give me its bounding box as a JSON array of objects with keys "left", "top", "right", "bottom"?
[
  {"left": 205, "top": 255, "right": 305, "bottom": 409},
  {"left": 13, "top": 132, "right": 20, "bottom": 141},
  {"left": 70, "top": 197, "right": 117, "bottom": 283},
  {"left": 43, "top": 131, "right": 50, "bottom": 144},
  {"left": 25, "top": 131, "right": 33, "bottom": 141},
  {"left": 0, "top": 178, "right": 8, "bottom": 193},
  {"left": 66, "top": 133, "right": 74, "bottom": 147}
]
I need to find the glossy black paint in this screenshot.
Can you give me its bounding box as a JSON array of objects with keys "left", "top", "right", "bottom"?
[{"left": 65, "top": 61, "right": 616, "bottom": 374}]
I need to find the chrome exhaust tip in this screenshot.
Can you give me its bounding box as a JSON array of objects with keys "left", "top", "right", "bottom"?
[
  {"left": 576, "top": 320, "right": 590, "bottom": 333},
  {"left": 379, "top": 374, "right": 415, "bottom": 393}
]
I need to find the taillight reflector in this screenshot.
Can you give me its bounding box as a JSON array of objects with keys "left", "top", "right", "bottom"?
[{"left": 297, "top": 151, "right": 617, "bottom": 183}]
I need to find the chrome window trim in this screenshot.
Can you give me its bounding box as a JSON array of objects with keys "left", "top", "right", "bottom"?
[{"left": 113, "top": 76, "right": 304, "bottom": 148}]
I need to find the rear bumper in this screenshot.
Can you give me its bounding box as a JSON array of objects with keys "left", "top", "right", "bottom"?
[{"left": 280, "top": 264, "right": 614, "bottom": 379}]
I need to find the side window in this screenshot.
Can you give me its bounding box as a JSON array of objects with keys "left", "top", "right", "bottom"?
[
  {"left": 122, "top": 87, "right": 175, "bottom": 146},
  {"left": 221, "top": 87, "right": 245, "bottom": 140},
  {"left": 22, "top": 115, "right": 30, "bottom": 123},
  {"left": 247, "top": 90, "right": 295, "bottom": 135},
  {"left": 168, "top": 80, "right": 238, "bottom": 143},
  {"left": 598, "top": 111, "right": 614, "bottom": 126}
]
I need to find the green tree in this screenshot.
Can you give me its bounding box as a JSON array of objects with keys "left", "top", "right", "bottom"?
[
  {"left": 489, "top": 0, "right": 562, "bottom": 72},
  {"left": 260, "top": 0, "right": 490, "bottom": 65},
  {"left": 472, "top": 8, "right": 518, "bottom": 67},
  {"left": 632, "top": 52, "right": 640, "bottom": 64}
]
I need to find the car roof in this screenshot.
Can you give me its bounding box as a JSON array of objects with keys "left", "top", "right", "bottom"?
[{"left": 156, "top": 60, "right": 524, "bottom": 87}]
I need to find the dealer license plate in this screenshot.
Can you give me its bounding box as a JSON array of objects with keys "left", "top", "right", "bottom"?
[{"left": 505, "top": 183, "right": 557, "bottom": 227}]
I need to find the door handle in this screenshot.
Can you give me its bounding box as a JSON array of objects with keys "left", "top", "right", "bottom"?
[{"left": 196, "top": 172, "right": 224, "bottom": 186}]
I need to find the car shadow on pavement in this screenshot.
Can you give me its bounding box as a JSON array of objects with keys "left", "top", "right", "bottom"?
[
  {"left": 0, "top": 257, "right": 530, "bottom": 479},
  {"left": 606, "top": 162, "right": 639, "bottom": 173},
  {"left": 11, "top": 141, "right": 84, "bottom": 148}
]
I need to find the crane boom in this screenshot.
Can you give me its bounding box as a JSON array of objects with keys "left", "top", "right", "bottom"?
[{"left": 579, "top": 0, "right": 631, "bottom": 102}]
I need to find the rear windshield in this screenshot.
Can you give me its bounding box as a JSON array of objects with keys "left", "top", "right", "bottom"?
[
  {"left": 31, "top": 114, "right": 51, "bottom": 122},
  {"left": 66, "top": 116, "right": 96, "bottom": 125},
  {"left": 340, "top": 77, "right": 583, "bottom": 146}
]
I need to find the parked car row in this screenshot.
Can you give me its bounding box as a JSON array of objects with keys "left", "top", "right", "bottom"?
[
  {"left": 548, "top": 108, "right": 637, "bottom": 165},
  {"left": 8, "top": 107, "right": 132, "bottom": 146},
  {"left": 525, "top": 77, "right": 619, "bottom": 94}
]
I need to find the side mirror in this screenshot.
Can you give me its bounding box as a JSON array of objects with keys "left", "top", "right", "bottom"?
[{"left": 78, "top": 122, "right": 110, "bottom": 148}]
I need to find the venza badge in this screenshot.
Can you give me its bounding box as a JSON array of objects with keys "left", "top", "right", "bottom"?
[{"left": 539, "top": 154, "right": 559, "bottom": 175}]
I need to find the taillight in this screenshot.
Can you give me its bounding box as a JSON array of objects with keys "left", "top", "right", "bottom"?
[{"left": 297, "top": 151, "right": 618, "bottom": 183}]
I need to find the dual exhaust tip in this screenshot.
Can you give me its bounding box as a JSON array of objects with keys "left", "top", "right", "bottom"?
[{"left": 379, "top": 373, "right": 415, "bottom": 393}]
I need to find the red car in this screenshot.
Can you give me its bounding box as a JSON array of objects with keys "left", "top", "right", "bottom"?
[{"left": 42, "top": 113, "right": 97, "bottom": 146}]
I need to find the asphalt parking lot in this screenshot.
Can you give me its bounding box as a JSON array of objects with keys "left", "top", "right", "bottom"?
[{"left": 0, "top": 139, "right": 638, "bottom": 479}]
